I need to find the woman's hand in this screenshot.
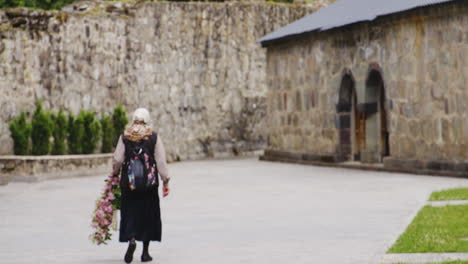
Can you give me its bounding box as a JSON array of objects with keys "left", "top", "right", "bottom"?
[{"left": 163, "top": 184, "right": 170, "bottom": 197}]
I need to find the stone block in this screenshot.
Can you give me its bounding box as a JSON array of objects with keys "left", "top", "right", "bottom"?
[
  {"left": 4, "top": 160, "right": 16, "bottom": 171},
  {"left": 384, "top": 157, "right": 433, "bottom": 174},
  {"left": 0, "top": 174, "right": 11, "bottom": 185},
  {"left": 360, "top": 150, "right": 381, "bottom": 164},
  {"left": 426, "top": 160, "right": 450, "bottom": 171},
  {"left": 454, "top": 162, "right": 468, "bottom": 172}
]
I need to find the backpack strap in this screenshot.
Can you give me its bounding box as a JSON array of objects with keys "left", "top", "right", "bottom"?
[
  {"left": 150, "top": 132, "right": 158, "bottom": 156},
  {"left": 121, "top": 135, "right": 133, "bottom": 164},
  {"left": 122, "top": 133, "right": 158, "bottom": 161}
]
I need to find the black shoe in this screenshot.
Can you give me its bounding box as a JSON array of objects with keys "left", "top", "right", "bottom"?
[
  {"left": 124, "top": 241, "right": 136, "bottom": 263},
  {"left": 141, "top": 252, "right": 153, "bottom": 262}
]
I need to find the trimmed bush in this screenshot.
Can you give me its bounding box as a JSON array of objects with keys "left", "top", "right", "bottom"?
[
  {"left": 67, "top": 112, "right": 84, "bottom": 154},
  {"left": 51, "top": 110, "right": 68, "bottom": 155},
  {"left": 0, "top": 0, "right": 77, "bottom": 10},
  {"left": 82, "top": 111, "right": 102, "bottom": 154},
  {"left": 100, "top": 114, "right": 114, "bottom": 153},
  {"left": 9, "top": 112, "right": 31, "bottom": 155},
  {"left": 267, "top": 0, "right": 294, "bottom": 3},
  {"left": 112, "top": 105, "right": 128, "bottom": 146},
  {"left": 31, "top": 102, "right": 53, "bottom": 155}
]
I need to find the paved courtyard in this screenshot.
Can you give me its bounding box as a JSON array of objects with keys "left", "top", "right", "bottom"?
[{"left": 1, "top": 157, "right": 468, "bottom": 264}]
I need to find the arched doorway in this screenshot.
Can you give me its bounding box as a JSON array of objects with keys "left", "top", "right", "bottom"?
[
  {"left": 336, "top": 73, "right": 359, "bottom": 161},
  {"left": 364, "top": 68, "right": 390, "bottom": 163}
]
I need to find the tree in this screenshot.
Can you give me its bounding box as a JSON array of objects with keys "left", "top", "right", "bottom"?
[
  {"left": 31, "top": 102, "right": 53, "bottom": 155},
  {"left": 0, "top": 0, "right": 78, "bottom": 10},
  {"left": 67, "top": 112, "right": 84, "bottom": 154},
  {"left": 100, "top": 114, "right": 114, "bottom": 153},
  {"left": 51, "top": 109, "right": 68, "bottom": 155},
  {"left": 9, "top": 112, "right": 31, "bottom": 155},
  {"left": 112, "top": 105, "right": 128, "bottom": 147},
  {"left": 81, "top": 111, "right": 101, "bottom": 154}
]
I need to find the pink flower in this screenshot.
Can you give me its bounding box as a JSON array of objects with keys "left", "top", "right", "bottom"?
[
  {"left": 91, "top": 176, "right": 121, "bottom": 245},
  {"left": 97, "top": 211, "right": 104, "bottom": 220}
]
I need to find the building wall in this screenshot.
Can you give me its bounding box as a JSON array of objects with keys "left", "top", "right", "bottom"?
[
  {"left": 264, "top": 2, "right": 468, "bottom": 171},
  {"left": 0, "top": 2, "right": 319, "bottom": 160}
]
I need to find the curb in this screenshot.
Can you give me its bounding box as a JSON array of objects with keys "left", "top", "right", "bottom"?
[{"left": 382, "top": 253, "right": 468, "bottom": 264}]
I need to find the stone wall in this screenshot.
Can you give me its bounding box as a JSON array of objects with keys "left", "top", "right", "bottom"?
[
  {"left": 263, "top": 1, "right": 468, "bottom": 172},
  {"left": 0, "top": 1, "right": 320, "bottom": 160},
  {"left": 0, "top": 154, "right": 112, "bottom": 184}
]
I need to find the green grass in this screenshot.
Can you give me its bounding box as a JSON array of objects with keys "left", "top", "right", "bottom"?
[
  {"left": 429, "top": 188, "right": 468, "bottom": 201},
  {"left": 399, "top": 262, "right": 468, "bottom": 264},
  {"left": 388, "top": 205, "right": 468, "bottom": 253}
]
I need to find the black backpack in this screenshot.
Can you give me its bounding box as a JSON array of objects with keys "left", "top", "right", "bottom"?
[{"left": 122, "top": 133, "right": 158, "bottom": 191}]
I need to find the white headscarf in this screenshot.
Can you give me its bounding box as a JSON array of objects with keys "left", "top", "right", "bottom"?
[
  {"left": 132, "top": 108, "right": 151, "bottom": 126},
  {"left": 124, "top": 108, "right": 153, "bottom": 142}
]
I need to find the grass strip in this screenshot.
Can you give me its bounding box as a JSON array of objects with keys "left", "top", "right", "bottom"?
[
  {"left": 429, "top": 188, "right": 468, "bottom": 201},
  {"left": 388, "top": 205, "right": 468, "bottom": 253},
  {"left": 399, "top": 262, "right": 468, "bottom": 264}
]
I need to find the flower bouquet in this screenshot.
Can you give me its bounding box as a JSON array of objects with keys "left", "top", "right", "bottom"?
[{"left": 90, "top": 174, "right": 121, "bottom": 245}]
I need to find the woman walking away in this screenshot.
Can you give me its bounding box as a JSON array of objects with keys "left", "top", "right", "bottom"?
[{"left": 111, "top": 108, "right": 170, "bottom": 263}]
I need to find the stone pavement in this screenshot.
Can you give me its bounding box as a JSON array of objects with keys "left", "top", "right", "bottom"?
[{"left": 1, "top": 157, "right": 468, "bottom": 264}]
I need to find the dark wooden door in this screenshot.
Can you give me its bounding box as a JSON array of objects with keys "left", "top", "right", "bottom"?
[
  {"left": 355, "top": 111, "right": 366, "bottom": 160},
  {"left": 380, "top": 98, "right": 390, "bottom": 158}
]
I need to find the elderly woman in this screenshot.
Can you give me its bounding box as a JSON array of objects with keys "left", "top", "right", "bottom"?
[{"left": 111, "top": 108, "right": 170, "bottom": 263}]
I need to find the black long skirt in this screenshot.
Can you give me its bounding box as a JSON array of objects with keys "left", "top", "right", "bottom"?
[{"left": 119, "top": 185, "right": 162, "bottom": 242}]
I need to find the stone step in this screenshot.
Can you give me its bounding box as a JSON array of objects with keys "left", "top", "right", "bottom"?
[
  {"left": 426, "top": 200, "right": 468, "bottom": 207},
  {"left": 382, "top": 253, "right": 468, "bottom": 264}
]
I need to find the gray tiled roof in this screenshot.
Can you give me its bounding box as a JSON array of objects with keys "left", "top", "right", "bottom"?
[{"left": 259, "top": 0, "right": 457, "bottom": 44}]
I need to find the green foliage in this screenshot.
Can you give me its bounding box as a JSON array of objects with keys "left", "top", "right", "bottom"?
[
  {"left": 10, "top": 101, "right": 119, "bottom": 155},
  {"left": 112, "top": 105, "right": 128, "bottom": 146},
  {"left": 398, "top": 262, "right": 468, "bottom": 264},
  {"left": 81, "top": 111, "right": 102, "bottom": 154},
  {"left": 67, "top": 112, "right": 84, "bottom": 154},
  {"left": 100, "top": 113, "right": 114, "bottom": 153},
  {"left": 9, "top": 112, "right": 31, "bottom": 155},
  {"left": 111, "top": 180, "right": 121, "bottom": 210},
  {"left": 388, "top": 205, "right": 468, "bottom": 253},
  {"left": 267, "top": 0, "right": 294, "bottom": 4},
  {"left": 429, "top": 188, "right": 468, "bottom": 201},
  {"left": 31, "top": 102, "right": 53, "bottom": 155},
  {"left": 0, "top": 0, "right": 76, "bottom": 10},
  {"left": 51, "top": 110, "right": 68, "bottom": 155}
]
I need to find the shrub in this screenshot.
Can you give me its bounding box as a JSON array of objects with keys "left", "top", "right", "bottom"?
[
  {"left": 112, "top": 105, "right": 128, "bottom": 146},
  {"left": 9, "top": 112, "right": 31, "bottom": 155},
  {"left": 267, "top": 0, "right": 294, "bottom": 3},
  {"left": 31, "top": 102, "right": 53, "bottom": 155},
  {"left": 82, "top": 111, "right": 101, "bottom": 154},
  {"left": 51, "top": 110, "right": 68, "bottom": 155},
  {"left": 100, "top": 113, "right": 114, "bottom": 153},
  {"left": 67, "top": 112, "right": 84, "bottom": 154},
  {"left": 0, "top": 0, "right": 77, "bottom": 10}
]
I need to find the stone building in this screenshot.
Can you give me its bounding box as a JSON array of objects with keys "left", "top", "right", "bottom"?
[
  {"left": 259, "top": 0, "right": 468, "bottom": 176},
  {"left": 0, "top": 2, "right": 320, "bottom": 159}
]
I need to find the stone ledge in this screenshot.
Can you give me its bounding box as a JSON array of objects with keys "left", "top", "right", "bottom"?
[
  {"left": 0, "top": 153, "right": 113, "bottom": 160},
  {"left": 426, "top": 200, "right": 468, "bottom": 207},
  {"left": 0, "top": 154, "right": 113, "bottom": 185},
  {"left": 260, "top": 150, "right": 468, "bottom": 178},
  {"left": 260, "top": 149, "right": 336, "bottom": 164},
  {"left": 382, "top": 253, "right": 468, "bottom": 264},
  {"left": 384, "top": 157, "right": 468, "bottom": 178}
]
